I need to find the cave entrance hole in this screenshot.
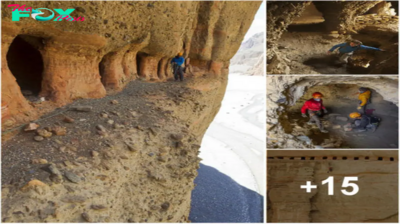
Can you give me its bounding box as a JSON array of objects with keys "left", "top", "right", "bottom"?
[
  {"left": 6, "top": 35, "right": 44, "bottom": 101},
  {"left": 136, "top": 52, "right": 147, "bottom": 78},
  {"left": 99, "top": 55, "right": 106, "bottom": 86},
  {"left": 286, "top": 84, "right": 398, "bottom": 148},
  {"left": 287, "top": 3, "right": 325, "bottom": 32},
  {"left": 157, "top": 58, "right": 163, "bottom": 79}
]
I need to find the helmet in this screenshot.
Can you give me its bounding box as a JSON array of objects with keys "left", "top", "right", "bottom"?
[
  {"left": 312, "top": 92, "right": 323, "bottom": 99},
  {"left": 349, "top": 112, "right": 361, "bottom": 118},
  {"left": 178, "top": 52, "right": 183, "bottom": 56},
  {"left": 359, "top": 87, "right": 367, "bottom": 93}
]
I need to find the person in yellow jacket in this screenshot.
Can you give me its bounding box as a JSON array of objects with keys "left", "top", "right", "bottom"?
[{"left": 357, "top": 87, "right": 371, "bottom": 114}]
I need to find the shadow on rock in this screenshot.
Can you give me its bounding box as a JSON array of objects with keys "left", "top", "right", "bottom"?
[
  {"left": 303, "top": 54, "right": 341, "bottom": 70},
  {"left": 303, "top": 54, "right": 372, "bottom": 74},
  {"left": 189, "top": 163, "right": 263, "bottom": 223}
]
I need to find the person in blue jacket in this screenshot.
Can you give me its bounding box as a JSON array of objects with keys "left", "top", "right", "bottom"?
[
  {"left": 327, "top": 40, "right": 384, "bottom": 65},
  {"left": 171, "top": 52, "right": 185, "bottom": 81}
]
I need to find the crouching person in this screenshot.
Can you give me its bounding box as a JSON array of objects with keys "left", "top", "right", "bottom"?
[{"left": 344, "top": 112, "right": 380, "bottom": 132}]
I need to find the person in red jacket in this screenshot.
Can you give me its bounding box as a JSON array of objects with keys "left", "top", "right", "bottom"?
[{"left": 301, "top": 92, "right": 329, "bottom": 133}]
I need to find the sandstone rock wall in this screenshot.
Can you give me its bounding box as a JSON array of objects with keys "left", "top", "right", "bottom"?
[
  {"left": 1, "top": 1, "right": 261, "bottom": 223},
  {"left": 2, "top": 71, "right": 232, "bottom": 223},
  {"left": 267, "top": 150, "right": 398, "bottom": 223},
  {"left": 266, "top": 1, "right": 310, "bottom": 61},
  {"left": 1, "top": 1, "right": 261, "bottom": 132},
  {"left": 291, "top": 3, "right": 324, "bottom": 25},
  {"left": 357, "top": 14, "right": 399, "bottom": 28},
  {"left": 313, "top": 1, "right": 382, "bottom": 33},
  {"left": 267, "top": 75, "right": 398, "bottom": 148},
  {"left": 366, "top": 1, "right": 397, "bottom": 15}
]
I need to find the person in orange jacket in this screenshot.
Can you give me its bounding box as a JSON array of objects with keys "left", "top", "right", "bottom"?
[
  {"left": 301, "top": 92, "right": 329, "bottom": 133},
  {"left": 357, "top": 87, "right": 371, "bottom": 114}
]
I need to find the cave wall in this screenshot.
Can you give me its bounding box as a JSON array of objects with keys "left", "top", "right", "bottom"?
[
  {"left": 266, "top": 1, "right": 398, "bottom": 74},
  {"left": 291, "top": 3, "right": 324, "bottom": 25},
  {"left": 313, "top": 1, "right": 382, "bottom": 33},
  {"left": 266, "top": 75, "right": 398, "bottom": 148},
  {"left": 267, "top": 150, "right": 399, "bottom": 223},
  {"left": 266, "top": 1, "right": 310, "bottom": 61},
  {"left": 1, "top": 1, "right": 260, "bottom": 131},
  {"left": 288, "top": 84, "right": 389, "bottom": 112},
  {"left": 266, "top": 1, "right": 396, "bottom": 36}
]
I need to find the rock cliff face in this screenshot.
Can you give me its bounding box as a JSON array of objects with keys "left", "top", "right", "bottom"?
[
  {"left": 267, "top": 75, "right": 398, "bottom": 148},
  {"left": 267, "top": 150, "right": 398, "bottom": 223},
  {"left": 2, "top": 0, "right": 260, "bottom": 131},
  {"left": 1, "top": 1, "right": 261, "bottom": 222},
  {"left": 230, "top": 32, "right": 264, "bottom": 75}
]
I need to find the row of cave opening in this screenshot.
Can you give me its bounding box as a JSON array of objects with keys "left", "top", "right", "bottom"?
[
  {"left": 267, "top": 156, "right": 396, "bottom": 161},
  {"left": 6, "top": 35, "right": 172, "bottom": 100}
]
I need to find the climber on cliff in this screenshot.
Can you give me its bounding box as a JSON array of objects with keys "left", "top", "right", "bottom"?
[
  {"left": 345, "top": 112, "right": 380, "bottom": 133},
  {"left": 327, "top": 40, "right": 385, "bottom": 66},
  {"left": 301, "top": 92, "right": 329, "bottom": 133},
  {"left": 357, "top": 87, "right": 371, "bottom": 114},
  {"left": 171, "top": 52, "right": 185, "bottom": 81}
]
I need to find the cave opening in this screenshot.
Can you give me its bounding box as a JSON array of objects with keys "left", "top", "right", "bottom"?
[
  {"left": 99, "top": 56, "right": 106, "bottom": 86},
  {"left": 6, "top": 35, "right": 44, "bottom": 101},
  {"left": 286, "top": 84, "right": 398, "bottom": 148},
  {"left": 157, "top": 58, "right": 163, "bottom": 79},
  {"left": 136, "top": 52, "right": 146, "bottom": 77}
]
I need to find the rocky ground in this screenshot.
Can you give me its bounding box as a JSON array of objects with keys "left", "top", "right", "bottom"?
[{"left": 1, "top": 76, "right": 225, "bottom": 222}]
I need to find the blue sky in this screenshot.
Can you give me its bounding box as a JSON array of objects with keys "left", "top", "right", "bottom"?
[{"left": 244, "top": 1, "right": 265, "bottom": 41}]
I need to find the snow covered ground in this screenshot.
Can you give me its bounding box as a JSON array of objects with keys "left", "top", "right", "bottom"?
[{"left": 199, "top": 73, "right": 265, "bottom": 195}]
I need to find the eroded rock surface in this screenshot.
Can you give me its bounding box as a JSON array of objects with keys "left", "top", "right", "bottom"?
[
  {"left": 2, "top": 1, "right": 260, "bottom": 131},
  {"left": 1, "top": 1, "right": 261, "bottom": 222}
]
